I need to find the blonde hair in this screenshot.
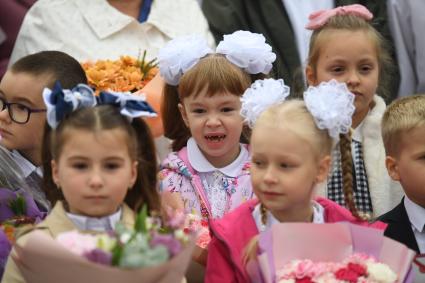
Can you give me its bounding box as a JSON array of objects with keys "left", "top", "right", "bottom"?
[
  {"left": 255, "top": 100, "right": 363, "bottom": 219},
  {"left": 382, "top": 95, "right": 425, "bottom": 156},
  {"left": 161, "top": 54, "right": 264, "bottom": 151},
  {"left": 254, "top": 100, "right": 333, "bottom": 158}
]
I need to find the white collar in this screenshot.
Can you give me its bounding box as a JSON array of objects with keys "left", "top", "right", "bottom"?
[
  {"left": 186, "top": 137, "right": 248, "bottom": 177},
  {"left": 10, "top": 150, "right": 42, "bottom": 178},
  {"left": 75, "top": 0, "right": 134, "bottom": 39},
  {"left": 66, "top": 207, "right": 122, "bottom": 232},
  {"left": 252, "top": 201, "right": 325, "bottom": 232},
  {"left": 404, "top": 196, "right": 425, "bottom": 233},
  {"left": 352, "top": 112, "right": 368, "bottom": 142}
]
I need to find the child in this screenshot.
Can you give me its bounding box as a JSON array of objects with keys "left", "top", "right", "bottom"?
[
  {"left": 304, "top": 4, "right": 404, "bottom": 218},
  {"left": 379, "top": 95, "right": 425, "bottom": 254},
  {"left": 0, "top": 51, "right": 87, "bottom": 211},
  {"left": 205, "top": 79, "right": 386, "bottom": 282},
  {"left": 157, "top": 31, "right": 276, "bottom": 220},
  {"left": 1, "top": 85, "right": 160, "bottom": 283}
]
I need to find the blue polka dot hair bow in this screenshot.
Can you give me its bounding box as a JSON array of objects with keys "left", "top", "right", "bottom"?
[{"left": 43, "top": 81, "right": 157, "bottom": 129}]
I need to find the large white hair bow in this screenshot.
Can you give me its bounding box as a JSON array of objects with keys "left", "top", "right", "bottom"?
[
  {"left": 216, "top": 30, "right": 276, "bottom": 75},
  {"left": 240, "top": 78, "right": 290, "bottom": 128},
  {"left": 157, "top": 35, "right": 213, "bottom": 86},
  {"left": 303, "top": 79, "right": 355, "bottom": 139}
]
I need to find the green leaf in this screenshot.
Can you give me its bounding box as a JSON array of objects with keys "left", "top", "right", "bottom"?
[
  {"left": 8, "top": 194, "right": 27, "bottom": 216},
  {"left": 135, "top": 205, "right": 148, "bottom": 233}
]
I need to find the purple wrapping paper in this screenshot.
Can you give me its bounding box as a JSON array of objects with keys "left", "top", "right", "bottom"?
[{"left": 0, "top": 188, "right": 45, "bottom": 222}]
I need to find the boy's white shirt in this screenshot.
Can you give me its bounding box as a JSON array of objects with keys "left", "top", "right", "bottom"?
[
  {"left": 404, "top": 196, "right": 425, "bottom": 253},
  {"left": 10, "top": 150, "right": 42, "bottom": 178},
  {"left": 317, "top": 95, "right": 404, "bottom": 217}
]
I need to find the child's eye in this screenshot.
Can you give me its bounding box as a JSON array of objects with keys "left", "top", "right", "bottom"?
[
  {"left": 72, "top": 162, "right": 88, "bottom": 170},
  {"left": 330, "top": 66, "right": 344, "bottom": 74},
  {"left": 359, "top": 65, "right": 373, "bottom": 74},
  {"left": 252, "top": 160, "right": 264, "bottom": 167},
  {"left": 192, "top": 108, "right": 205, "bottom": 114},
  {"left": 221, "top": 107, "right": 235, "bottom": 113},
  {"left": 280, "top": 163, "right": 292, "bottom": 169},
  {"left": 104, "top": 163, "right": 121, "bottom": 170}
]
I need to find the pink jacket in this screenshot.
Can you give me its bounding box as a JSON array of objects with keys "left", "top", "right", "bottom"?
[{"left": 205, "top": 197, "right": 387, "bottom": 283}]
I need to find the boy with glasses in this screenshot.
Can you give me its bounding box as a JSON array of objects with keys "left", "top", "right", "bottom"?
[{"left": 0, "top": 51, "right": 87, "bottom": 210}]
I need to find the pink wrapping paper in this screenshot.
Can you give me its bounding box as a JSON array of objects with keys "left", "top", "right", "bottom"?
[
  {"left": 255, "top": 222, "right": 416, "bottom": 283},
  {"left": 14, "top": 230, "right": 195, "bottom": 283}
]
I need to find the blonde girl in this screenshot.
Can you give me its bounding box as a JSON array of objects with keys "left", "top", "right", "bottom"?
[
  {"left": 205, "top": 79, "right": 386, "bottom": 282},
  {"left": 305, "top": 4, "right": 404, "bottom": 218}
]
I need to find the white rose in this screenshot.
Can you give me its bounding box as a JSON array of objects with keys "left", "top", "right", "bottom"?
[{"left": 367, "top": 262, "right": 398, "bottom": 283}]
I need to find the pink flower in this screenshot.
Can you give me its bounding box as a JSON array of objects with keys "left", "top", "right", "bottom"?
[{"left": 56, "top": 231, "right": 97, "bottom": 256}]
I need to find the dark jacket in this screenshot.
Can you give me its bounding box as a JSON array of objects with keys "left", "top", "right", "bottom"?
[{"left": 378, "top": 199, "right": 420, "bottom": 253}]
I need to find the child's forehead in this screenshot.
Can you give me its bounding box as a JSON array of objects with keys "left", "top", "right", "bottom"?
[{"left": 0, "top": 71, "right": 51, "bottom": 106}]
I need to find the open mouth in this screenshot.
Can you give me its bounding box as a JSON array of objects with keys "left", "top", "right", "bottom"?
[{"left": 205, "top": 134, "right": 226, "bottom": 142}]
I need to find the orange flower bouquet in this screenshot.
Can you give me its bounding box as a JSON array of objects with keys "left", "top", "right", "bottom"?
[{"left": 82, "top": 52, "right": 164, "bottom": 136}]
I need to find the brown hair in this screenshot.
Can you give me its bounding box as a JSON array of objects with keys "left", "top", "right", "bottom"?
[
  {"left": 11, "top": 50, "right": 87, "bottom": 89},
  {"left": 161, "top": 54, "right": 265, "bottom": 151},
  {"left": 42, "top": 105, "right": 160, "bottom": 214},
  {"left": 382, "top": 95, "right": 425, "bottom": 156},
  {"left": 306, "top": 14, "right": 393, "bottom": 219}
]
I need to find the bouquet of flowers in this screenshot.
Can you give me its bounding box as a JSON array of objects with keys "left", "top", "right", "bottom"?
[
  {"left": 13, "top": 206, "right": 196, "bottom": 283},
  {"left": 249, "top": 222, "right": 416, "bottom": 283},
  {"left": 81, "top": 51, "right": 158, "bottom": 94},
  {"left": 81, "top": 52, "right": 164, "bottom": 137}
]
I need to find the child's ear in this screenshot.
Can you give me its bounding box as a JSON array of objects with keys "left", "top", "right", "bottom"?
[
  {"left": 305, "top": 65, "right": 317, "bottom": 86},
  {"left": 51, "top": 160, "right": 60, "bottom": 187},
  {"left": 385, "top": 156, "right": 400, "bottom": 181},
  {"left": 129, "top": 161, "right": 138, "bottom": 188},
  {"left": 316, "top": 155, "right": 331, "bottom": 183},
  {"left": 178, "top": 103, "right": 189, "bottom": 128}
]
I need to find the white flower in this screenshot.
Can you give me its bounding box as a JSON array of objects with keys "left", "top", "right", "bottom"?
[
  {"left": 216, "top": 30, "right": 276, "bottom": 74},
  {"left": 158, "top": 35, "right": 212, "bottom": 85},
  {"left": 240, "top": 78, "right": 290, "bottom": 128},
  {"left": 367, "top": 262, "right": 398, "bottom": 283},
  {"left": 303, "top": 79, "right": 355, "bottom": 139}
]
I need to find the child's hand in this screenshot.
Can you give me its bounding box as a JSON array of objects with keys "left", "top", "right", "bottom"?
[{"left": 160, "top": 191, "right": 184, "bottom": 212}]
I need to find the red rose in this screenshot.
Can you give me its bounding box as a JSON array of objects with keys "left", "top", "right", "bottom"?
[
  {"left": 335, "top": 267, "right": 360, "bottom": 283},
  {"left": 347, "top": 263, "right": 367, "bottom": 276},
  {"left": 296, "top": 277, "right": 314, "bottom": 283}
]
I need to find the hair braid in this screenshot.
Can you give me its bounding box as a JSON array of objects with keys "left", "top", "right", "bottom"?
[{"left": 339, "top": 132, "right": 362, "bottom": 220}]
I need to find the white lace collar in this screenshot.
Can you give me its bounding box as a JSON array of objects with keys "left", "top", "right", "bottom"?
[
  {"left": 186, "top": 137, "right": 248, "bottom": 178},
  {"left": 252, "top": 201, "right": 325, "bottom": 232},
  {"left": 66, "top": 207, "right": 122, "bottom": 232}
]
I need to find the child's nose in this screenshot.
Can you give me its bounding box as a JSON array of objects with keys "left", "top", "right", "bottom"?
[
  {"left": 346, "top": 71, "right": 360, "bottom": 87},
  {"left": 263, "top": 167, "right": 278, "bottom": 184},
  {"left": 0, "top": 106, "right": 11, "bottom": 123},
  {"left": 206, "top": 115, "right": 221, "bottom": 127},
  {"left": 88, "top": 170, "right": 104, "bottom": 189}
]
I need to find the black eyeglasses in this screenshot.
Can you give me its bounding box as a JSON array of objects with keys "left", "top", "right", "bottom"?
[{"left": 0, "top": 97, "right": 46, "bottom": 124}]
